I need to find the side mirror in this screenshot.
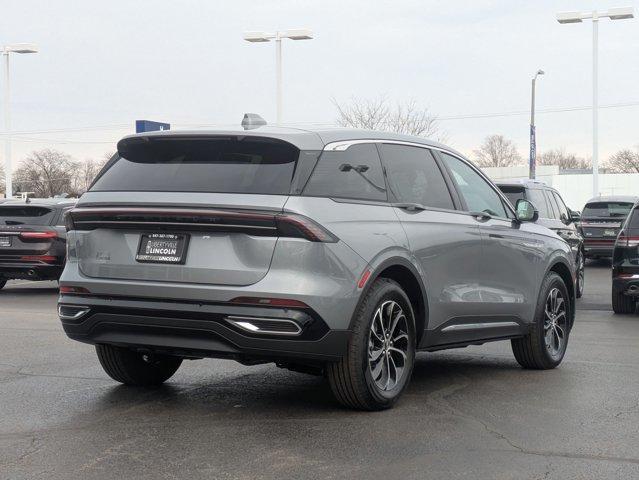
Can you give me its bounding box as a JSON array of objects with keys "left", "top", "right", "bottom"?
[
  {"left": 516, "top": 199, "right": 539, "bottom": 222},
  {"left": 569, "top": 210, "right": 581, "bottom": 222}
]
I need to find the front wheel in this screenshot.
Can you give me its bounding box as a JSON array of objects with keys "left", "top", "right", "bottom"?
[
  {"left": 512, "top": 272, "right": 571, "bottom": 369},
  {"left": 96, "top": 344, "right": 182, "bottom": 386},
  {"left": 327, "top": 278, "right": 416, "bottom": 410}
]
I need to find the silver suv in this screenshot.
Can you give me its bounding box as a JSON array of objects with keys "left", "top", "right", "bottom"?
[{"left": 59, "top": 126, "right": 576, "bottom": 410}]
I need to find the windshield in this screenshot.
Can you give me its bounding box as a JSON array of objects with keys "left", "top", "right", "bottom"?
[
  {"left": 498, "top": 186, "right": 525, "bottom": 208},
  {"left": 582, "top": 202, "right": 634, "bottom": 218},
  {"left": 91, "top": 137, "right": 299, "bottom": 195},
  {"left": 0, "top": 206, "right": 54, "bottom": 226}
]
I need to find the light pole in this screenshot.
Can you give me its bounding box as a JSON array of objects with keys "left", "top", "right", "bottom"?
[
  {"left": 556, "top": 7, "right": 634, "bottom": 197},
  {"left": 243, "top": 29, "right": 313, "bottom": 124},
  {"left": 529, "top": 69, "right": 544, "bottom": 179},
  {"left": 2, "top": 43, "right": 38, "bottom": 199}
]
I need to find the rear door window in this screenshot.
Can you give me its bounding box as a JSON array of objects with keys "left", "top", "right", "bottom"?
[
  {"left": 91, "top": 137, "right": 299, "bottom": 195},
  {"left": 379, "top": 144, "right": 453, "bottom": 209},
  {"left": 628, "top": 208, "right": 639, "bottom": 228},
  {"left": 303, "top": 144, "right": 387, "bottom": 201},
  {"left": 0, "top": 206, "right": 55, "bottom": 226}
]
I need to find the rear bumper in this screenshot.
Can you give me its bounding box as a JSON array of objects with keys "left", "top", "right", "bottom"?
[
  {"left": 0, "top": 262, "right": 63, "bottom": 280},
  {"left": 583, "top": 240, "right": 615, "bottom": 257},
  {"left": 58, "top": 294, "right": 350, "bottom": 362}
]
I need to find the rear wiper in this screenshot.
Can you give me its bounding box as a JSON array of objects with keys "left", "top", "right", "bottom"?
[{"left": 4, "top": 221, "right": 23, "bottom": 225}]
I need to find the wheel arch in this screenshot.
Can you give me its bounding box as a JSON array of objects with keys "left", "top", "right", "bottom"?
[{"left": 349, "top": 256, "right": 429, "bottom": 345}]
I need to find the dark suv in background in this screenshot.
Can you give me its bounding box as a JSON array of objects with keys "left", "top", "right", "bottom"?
[
  {"left": 0, "top": 198, "right": 75, "bottom": 289},
  {"left": 612, "top": 201, "right": 639, "bottom": 314},
  {"left": 579, "top": 196, "right": 638, "bottom": 259},
  {"left": 497, "top": 180, "right": 585, "bottom": 298}
]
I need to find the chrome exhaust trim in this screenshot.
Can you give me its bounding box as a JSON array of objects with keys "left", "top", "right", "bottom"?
[
  {"left": 226, "top": 315, "right": 302, "bottom": 336},
  {"left": 58, "top": 305, "right": 91, "bottom": 321}
]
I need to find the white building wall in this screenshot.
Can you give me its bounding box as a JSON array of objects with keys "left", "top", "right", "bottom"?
[{"left": 481, "top": 165, "right": 639, "bottom": 212}]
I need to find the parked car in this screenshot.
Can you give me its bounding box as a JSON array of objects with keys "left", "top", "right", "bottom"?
[
  {"left": 0, "top": 198, "right": 76, "bottom": 289},
  {"left": 579, "top": 196, "right": 639, "bottom": 259},
  {"left": 497, "top": 180, "right": 585, "bottom": 298},
  {"left": 59, "top": 126, "right": 576, "bottom": 410},
  {"left": 612, "top": 200, "right": 639, "bottom": 314}
]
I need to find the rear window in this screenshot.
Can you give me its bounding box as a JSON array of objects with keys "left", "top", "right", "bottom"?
[
  {"left": 498, "top": 186, "right": 525, "bottom": 208},
  {"left": 629, "top": 208, "right": 639, "bottom": 228},
  {"left": 582, "top": 202, "right": 634, "bottom": 218},
  {"left": 91, "top": 137, "right": 300, "bottom": 195},
  {"left": 0, "top": 206, "right": 54, "bottom": 225}
]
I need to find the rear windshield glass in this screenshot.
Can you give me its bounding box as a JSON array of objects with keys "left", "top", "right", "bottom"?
[
  {"left": 582, "top": 202, "right": 634, "bottom": 218},
  {"left": 498, "top": 186, "right": 525, "bottom": 208},
  {"left": 0, "top": 206, "right": 54, "bottom": 225},
  {"left": 91, "top": 137, "right": 299, "bottom": 194}
]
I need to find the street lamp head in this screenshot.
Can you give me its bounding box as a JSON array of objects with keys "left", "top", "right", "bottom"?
[
  {"left": 537, "top": 69, "right": 545, "bottom": 76},
  {"left": 282, "top": 29, "right": 313, "bottom": 40},
  {"left": 607, "top": 6, "right": 634, "bottom": 20},
  {"left": 4, "top": 43, "right": 39, "bottom": 54},
  {"left": 557, "top": 11, "right": 584, "bottom": 24},
  {"left": 243, "top": 32, "right": 272, "bottom": 43}
]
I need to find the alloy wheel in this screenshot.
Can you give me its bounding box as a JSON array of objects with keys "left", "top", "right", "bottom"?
[
  {"left": 368, "top": 300, "right": 409, "bottom": 391},
  {"left": 544, "top": 287, "right": 568, "bottom": 358}
]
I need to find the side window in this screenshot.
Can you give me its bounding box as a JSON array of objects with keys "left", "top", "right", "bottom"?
[
  {"left": 552, "top": 192, "right": 569, "bottom": 221},
  {"left": 544, "top": 191, "right": 559, "bottom": 219},
  {"left": 379, "top": 144, "right": 454, "bottom": 210},
  {"left": 440, "top": 152, "right": 508, "bottom": 218},
  {"left": 526, "top": 188, "right": 551, "bottom": 218},
  {"left": 303, "top": 144, "right": 387, "bottom": 201},
  {"left": 57, "top": 207, "right": 73, "bottom": 227}
]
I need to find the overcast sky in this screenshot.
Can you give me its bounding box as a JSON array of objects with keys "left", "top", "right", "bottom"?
[{"left": 2, "top": 0, "right": 638, "bottom": 164}]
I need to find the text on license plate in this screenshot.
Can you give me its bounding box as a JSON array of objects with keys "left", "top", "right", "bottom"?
[
  {"left": 0, "top": 236, "right": 11, "bottom": 247},
  {"left": 135, "top": 233, "right": 189, "bottom": 264}
]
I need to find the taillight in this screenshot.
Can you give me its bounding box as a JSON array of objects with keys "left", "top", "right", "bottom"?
[
  {"left": 616, "top": 231, "right": 639, "bottom": 247},
  {"left": 19, "top": 231, "right": 57, "bottom": 241},
  {"left": 276, "top": 213, "right": 338, "bottom": 243},
  {"left": 230, "top": 297, "right": 309, "bottom": 308},
  {"left": 59, "top": 285, "right": 91, "bottom": 294}
]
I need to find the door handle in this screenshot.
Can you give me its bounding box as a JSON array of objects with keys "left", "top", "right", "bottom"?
[{"left": 470, "top": 211, "right": 491, "bottom": 222}]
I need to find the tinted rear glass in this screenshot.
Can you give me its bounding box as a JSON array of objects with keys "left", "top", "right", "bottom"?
[
  {"left": 498, "top": 186, "right": 525, "bottom": 208},
  {"left": 303, "top": 144, "right": 387, "bottom": 201},
  {"left": 582, "top": 202, "right": 634, "bottom": 218},
  {"left": 0, "top": 206, "right": 54, "bottom": 225},
  {"left": 91, "top": 137, "right": 299, "bottom": 194},
  {"left": 629, "top": 208, "right": 639, "bottom": 228}
]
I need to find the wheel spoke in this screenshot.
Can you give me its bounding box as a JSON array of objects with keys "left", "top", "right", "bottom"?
[
  {"left": 371, "top": 357, "right": 384, "bottom": 379},
  {"left": 369, "top": 347, "right": 384, "bottom": 361},
  {"left": 392, "top": 333, "right": 408, "bottom": 343},
  {"left": 389, "top": 311, "right": 405, "bottom": 338},
  {"left": 389, "top": 347, "right": 407, "bottom": 363}
]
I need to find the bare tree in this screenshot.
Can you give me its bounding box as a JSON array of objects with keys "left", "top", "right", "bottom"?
[
  {"left": 333, "top": 96, "right": 445, "bottom": 141},
  {"left": 473, "top": 135, "right": 522, "bottom": 168},
  {"left": 537, "top": 148, "right": 590, "bottom": 170},
  {"left": 13, "top": 149, "right": 79, "bottom": 198},
  {"left": 605, "top": 148, "right": 639, "bottom": 173}
]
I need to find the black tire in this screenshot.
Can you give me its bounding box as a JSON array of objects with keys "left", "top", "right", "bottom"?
[
  {"left": 575, "top": 250, "right": 585, "bottom": 299},
  {"left": 612, "top": 289, "right": 636, "bottom": 314},
  {"left": 327, "top": 278, "right": 416, "bottom": 410},
  {"left": 512, "top": 272, "right": 571, "bottom": 369},
  {"left": 95, "top": 344, "right": 182, "bottom": 386},
  {"left": 0, "top": 280, "right": 6, "bottom": 290}
]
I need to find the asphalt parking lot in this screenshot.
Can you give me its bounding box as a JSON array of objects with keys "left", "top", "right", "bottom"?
[{"left": 1, "top": 261, "right": 638, "bottom": 479}]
